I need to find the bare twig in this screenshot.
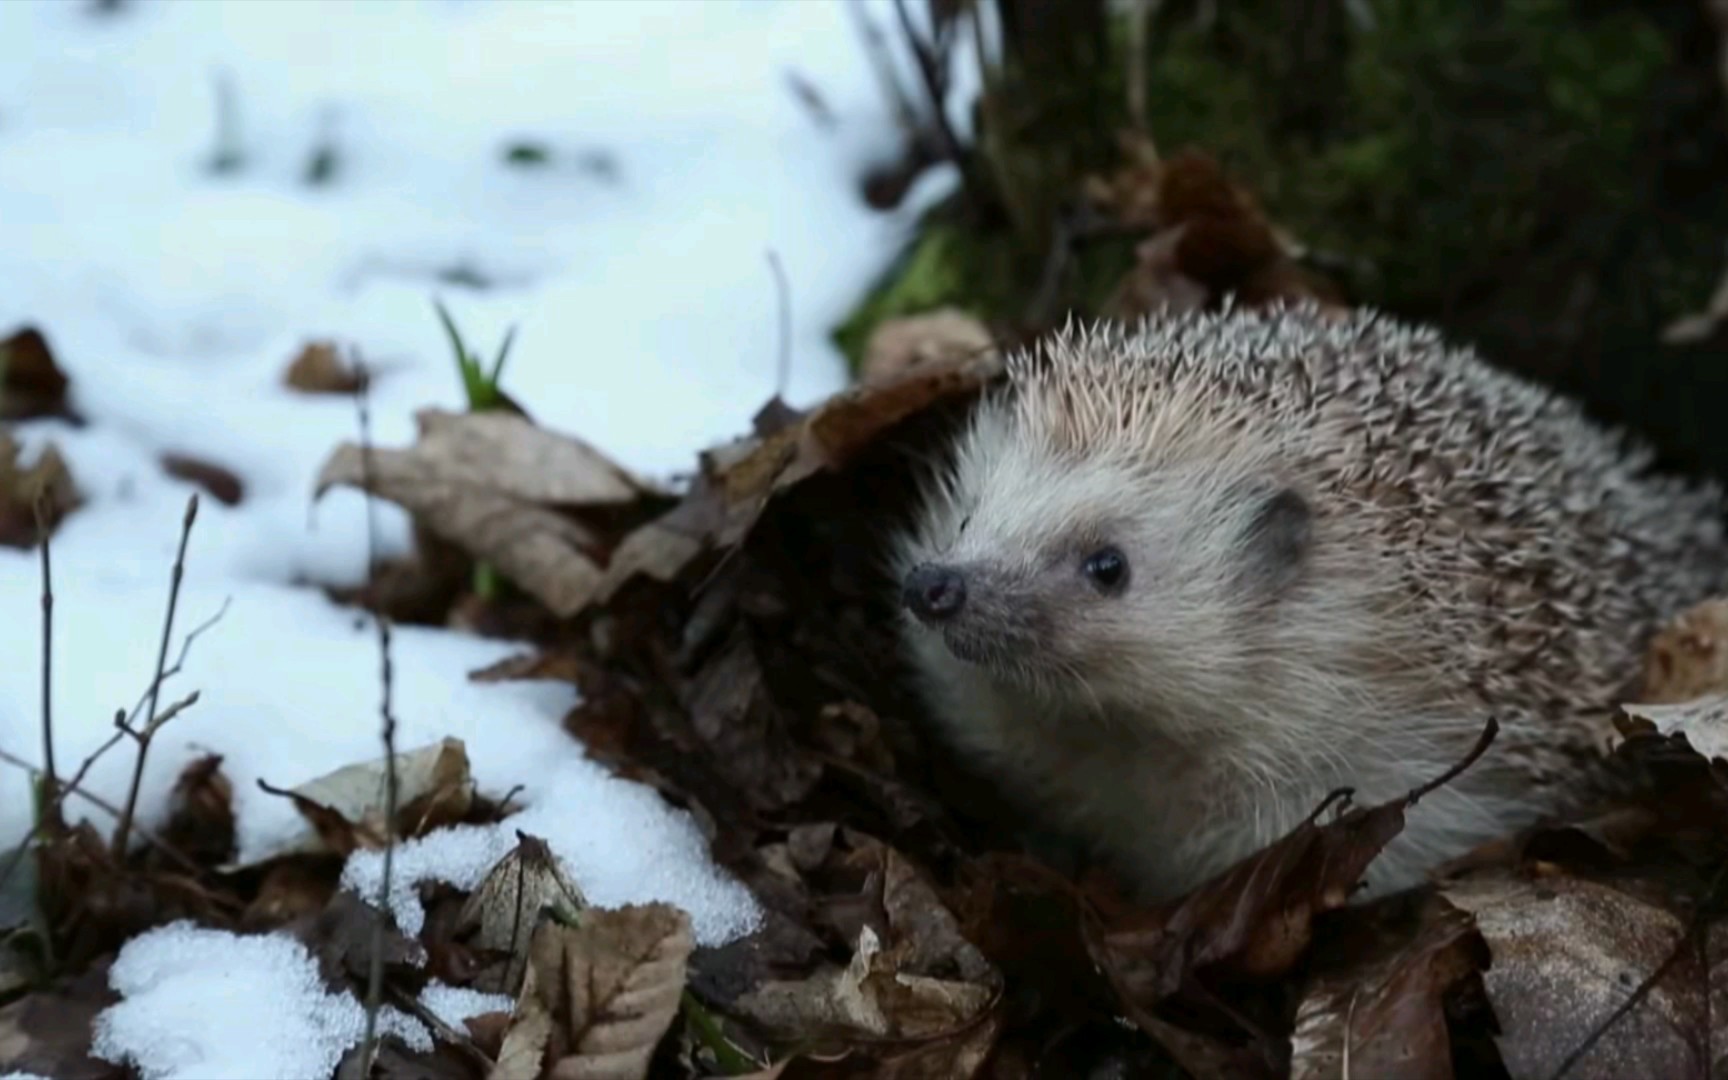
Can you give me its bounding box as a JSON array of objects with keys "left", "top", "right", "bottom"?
[
  {"left": 844, "top": 0, "right": 922, "bottom": 139},
  {"left": 891, "top": 0, "right": 986, "bottom": 210},
  {"left": 354, "top": 358, "right": 400, "bottom": 1073},
  {"left": 35, "top": 494, "right": 58, "bottom": 811},
  {"left": 765, "top": 250, "right": 793, "bottom": 400},
  {"left": 120, "top": 597, "right": 230, "bottom": 730},
  {"left": 112, "top": 494, "right": 200, "bottom": 858}
]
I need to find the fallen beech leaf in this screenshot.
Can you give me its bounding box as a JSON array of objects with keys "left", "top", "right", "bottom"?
[
  {"left": 1621, "top": 696, "right": 1728, "bottom": 766},
  {"left": 237, "top": 737, "right": 473, "bottom": 867},
  {"left": 317, "top": 408, "right": 653, "bottom": 617},
  {"left": 492, "top": 903, "right": 694, "bottom": 1080},
  {"left": 0, "top": 325, "right": 77, "bottom": 423},
  {"left": 0, "top": 433, "right": 81, "bottom": 549},
  {"left": 1642, "top": 597, "right": 1728, "bottom": 702},
  {"left": 1441, "top": 873, "right": 1712, "bottom": 1079},
  {"left": 459, "top": 832, "right": 591, "bottom": 995},
  {"left": 860, "top": 309, "right": 995, "bottom": 383},
  {"left": 159, "top": 452, "right": 245, "bottom": 506},
  {"left": 1288, "top": 897, "right": 1489, "bottom": 1080},
  {"left": 284, "top": 339, "right": 365, "bottom": 394}
]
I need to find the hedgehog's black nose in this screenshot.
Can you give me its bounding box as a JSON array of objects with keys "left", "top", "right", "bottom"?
[{"left": 903, "top": 563, "right": 967, "bottom": 623}]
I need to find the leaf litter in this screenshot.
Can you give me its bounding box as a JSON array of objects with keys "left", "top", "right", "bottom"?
[{"left": 12, "top": 83, "right": 1728, "bottom": 1080}]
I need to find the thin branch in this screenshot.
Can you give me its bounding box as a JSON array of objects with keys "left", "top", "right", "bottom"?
[
  {"left": 354, "top": 358, "right": 400, "bottom": 1073},
  {"left": 844, "top": 0, "right": 922, "bottom": 139},
  {"left": 35, "top": 494, "right": 58, "bottom": 810},
  {"left": 112, "top": 494, "right": 200, "bottom": 858},
  {"left": 891, "top": 0, "right": 986, "bottom": 210},
  {"left": 121, "top": 597, "right": 230, "bottom": 730}
]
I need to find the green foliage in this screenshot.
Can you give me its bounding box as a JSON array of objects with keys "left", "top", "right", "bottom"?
[
  {"left": 433, "top": 298, "right": 517, "bottom": 413},
  {"left": 431, "top": 300, "right": 517, "bottom": 598}
]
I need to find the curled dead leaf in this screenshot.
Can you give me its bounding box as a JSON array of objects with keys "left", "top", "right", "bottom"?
[
  {"left": 459, "top": 832, "right": 590, "bottom": 996},
  {"left": 284, "top": 339, "right": 365, "bottom": 394},
  {"left": 1088, "top": 721, "right": 1498, "bottom": 1074},
  {"left": 490, "top": 903, "right": 694, "bottom": 1080},
  {"left": 159, "top": 452, "right": 245, "bottom": 507},
  {"left": 239, "top": 737, "right": 473, "bottom": 866},
  {"left": 1288, "top": 896, "right": 1490, "bottom": 1080},
  {"left": 860, "top": 309, "right": 995, "bottom": 384},
  {"left": 0, "top": 433, "right": 81, "bottom": 550},
  {"left": 0, "top": 325, "right": 77, "bottom": 424},
  {"left": 732, "top": 925, "right": 996, "bottom": 1046},
  {"left": 159, "top": 753, "right": 235, "bottom": 868},
  {"left": 316, "top": 409, "right": 655, "bottom": 617},
  {"left": 1621, "top": 696, "right": 1728, "bottom": 767},
  {"left": 1642, "top": 597, "right": 1728, "bottom": 703}
]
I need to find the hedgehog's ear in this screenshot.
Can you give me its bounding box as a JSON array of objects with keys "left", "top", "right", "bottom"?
[{"left": 1237, "top": 485, "right": 1311, "bottom": 594}]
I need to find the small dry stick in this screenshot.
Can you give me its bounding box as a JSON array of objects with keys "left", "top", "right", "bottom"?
[
  {"left": 354, "top": 358, "right": 400, "bottom": 1073},
  {"left": 112, "top": 493, "right": 200, "bottom": 859},
  {"left": 35, "top": 494, "right": 59, "bottom": 810},
  {"left": 765, "top": 250, "right": 793, "bottom": 400},
  {"left": 891, "top": 0, "right": 986, "bottom": 210}
]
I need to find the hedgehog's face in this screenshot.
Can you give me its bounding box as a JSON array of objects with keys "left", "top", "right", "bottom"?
[{"left": 897, "top": 406, "right": 1315, "bottom": 726}]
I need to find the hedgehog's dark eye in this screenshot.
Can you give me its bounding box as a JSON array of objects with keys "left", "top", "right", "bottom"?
[{"left": 1082, "top": 546, "right": 1129, "bottom": 594}]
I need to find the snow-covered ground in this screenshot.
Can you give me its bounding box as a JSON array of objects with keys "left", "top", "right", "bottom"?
[{"left": 0, "top": 1, "right": 965, "bottom": 1074}]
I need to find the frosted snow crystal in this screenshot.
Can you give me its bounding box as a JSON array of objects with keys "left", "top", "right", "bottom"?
[
  {"left": 341, "top": 769, "right": 762, "bottom": 948},
  {"left": 419, "top": 980, "right": 515, "bottom": 1033},
  {"left": 91, "top": 921, "right": 430, "bottom": 1080}
]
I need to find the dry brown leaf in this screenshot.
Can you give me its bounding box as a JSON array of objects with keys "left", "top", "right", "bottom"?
[
  {"left": 459, "top": 831, "right": 591, "bottom": 995},
  {"left": 1642, "top": 597, "right": 1728, "bottom": 702},
  {"left": 492, "top": 903, "right": 695, "bottom": 1080},
  {"left": 158, "top": 753, "right": 235, "bottom": 868},
  {"left": 1621, "top": 696, "right": 1728, "bottom": 766},
  {"left": 0, "top": 965, "right": 124, "bottom": 1080},
  {"left": 159, "top": 452, "right": 245, "bottom": 507},
  {"left": 1086, "top": 721, "right": 1498, "bottom": 1075},
  {"left": 0, "top": 325, "right": 77, "bottom": 423},
  {"left": 237, "top": 737, "right": 473, "bottom": 867},
  {"left": 733, "top": 924, "right": 995, "bottom": 1044},
  {"left": 1288, "top": 897, "right": 1489, "bottom": 1080},
  {"left": 1441, "top": 872, "right": 1712, "bottom": 1080},
  {"left": 317, "top": 408, "right": 653, "bottom": 617},
  {"left": 284, "top": 339, "right": 365, "bottom": 394},
  {"left": 0, "top": 433, "right": 81, "bottom": 549},
  {"left": 860, "top": 309, "right": 995, "bottom": 384}
]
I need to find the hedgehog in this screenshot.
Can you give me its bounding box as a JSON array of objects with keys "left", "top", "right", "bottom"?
[{"left": 890, "top": 302, "right": 1728, "bottom": 900}]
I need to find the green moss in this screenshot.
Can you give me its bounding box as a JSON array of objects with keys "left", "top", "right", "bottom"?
[{"left": 831, "top": 0, "right": 1728, "bottom": 475}]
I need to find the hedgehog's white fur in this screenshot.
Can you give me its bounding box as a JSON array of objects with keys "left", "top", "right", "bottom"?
[{"left": 892, "top": 302, "right": 1728, "bottom": 900}]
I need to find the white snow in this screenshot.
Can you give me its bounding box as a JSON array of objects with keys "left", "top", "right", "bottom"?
[
  {"left": 419, "top": 980, "right": 515, "bottom": 1033},
  {"left": 91, "top": 920, "right": 431, "bottom": 1080},
  {"left": 0, "top": 0, "right": 968, "bottom": 1075}
]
